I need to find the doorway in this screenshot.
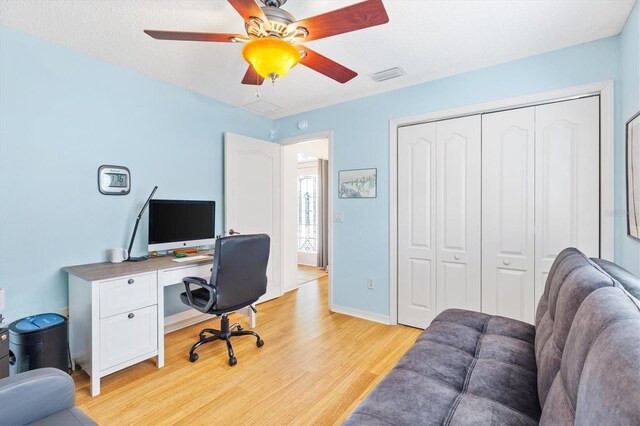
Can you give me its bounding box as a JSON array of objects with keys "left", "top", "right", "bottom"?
[
  {"left": 280, "top": 133, "right": 332, "bottom": 294},
  {"left": 296, "top": 153, "right": 329, "bottom": 285}
]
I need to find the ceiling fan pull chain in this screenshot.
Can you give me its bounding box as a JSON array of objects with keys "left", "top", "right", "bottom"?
[{"left": 255, "top": 71, "right": 261, "bottom": 98}]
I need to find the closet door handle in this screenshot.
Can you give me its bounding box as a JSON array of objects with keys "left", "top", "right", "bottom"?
[
  {"left": 454, "top": 254, "right": 461, "bottom": 260},
  {"left": 503, "top": 259, "right": 511, "bottom": 266}
]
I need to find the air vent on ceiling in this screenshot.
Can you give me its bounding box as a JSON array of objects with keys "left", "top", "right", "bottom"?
[
  {"left": 244, "top": 99, "right": 282, "bottom": 114},
  {"left": 370, "top": 67, "right": 405, "bottom": 83}
]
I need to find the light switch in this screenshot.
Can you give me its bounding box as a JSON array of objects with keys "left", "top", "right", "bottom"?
[{"left": 334, "top": 211, "right": 344, "bottom": 223}]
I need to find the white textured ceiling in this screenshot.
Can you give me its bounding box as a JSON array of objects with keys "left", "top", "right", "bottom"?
[{"left": 0, "top": 0, "right": 635, "bottom": 118}]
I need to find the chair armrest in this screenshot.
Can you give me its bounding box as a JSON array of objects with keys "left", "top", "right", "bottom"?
[
  {"left": 0, "top": 368, "right": 75, "bottom": 425},
  {"left": 183, "top": 276, "right": 216, "bottom": 313}
]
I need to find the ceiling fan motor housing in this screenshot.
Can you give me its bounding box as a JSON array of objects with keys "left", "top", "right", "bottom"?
[{"left": 261, "top": 0, "right": 287, "bottom": 8}]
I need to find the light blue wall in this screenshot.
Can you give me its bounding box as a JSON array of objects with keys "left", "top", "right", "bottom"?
[
  {"left": 0, "top": 26, "right": 272, "bottom": 322},
  {"left": 274, "top": 36, "right": 626, "bottom": 317},
  {"left": 2, "top": 12, "right": 638, "bottom": 324},
  {"left": 618, "top": 1, "right": 640, "bottom": 275}
]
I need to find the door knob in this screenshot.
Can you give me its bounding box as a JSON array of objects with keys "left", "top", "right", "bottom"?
[
  {"left": 454, "top": 254, "right": 461, "bottom": 260},
  {"left": 503, "top": 259, "right": 511, "bottom": 266},
  {"left": 229, "top": 229, "right": 240, "bottom": 235}
]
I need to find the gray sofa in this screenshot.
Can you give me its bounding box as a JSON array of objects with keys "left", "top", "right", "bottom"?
[
  {"left": 0, "top": 368, "right": 96, "bottom": 425},
  {"left": 346, "top": 248, "right": 640, "bottom": 425}
]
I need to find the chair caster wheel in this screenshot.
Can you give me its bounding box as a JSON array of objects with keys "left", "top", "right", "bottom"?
[
  {"left": 189, "top": 353, "right": 199, "bottom": 362},
  {"left": 257, "top": 339, "right": 264, "bottom": 347},
  {"left": 229, "top": 356, "right": 237, "bottom": 366}
]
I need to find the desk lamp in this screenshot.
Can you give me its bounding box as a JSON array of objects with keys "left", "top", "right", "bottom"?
[{"left": 126, "top": 186, "right": 158, "bottom": 262}]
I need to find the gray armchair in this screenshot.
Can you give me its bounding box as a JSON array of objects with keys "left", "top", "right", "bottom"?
[{"left": 0, "top": 368, "right": 96, "bottom": 425}]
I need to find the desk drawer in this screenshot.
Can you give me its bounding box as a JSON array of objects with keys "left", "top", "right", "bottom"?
[
  {"left": 100, "top": 272, "right": 157, "bottom": 318},
  {"left": 100, "top": 305, "right": 157, "bottom": 371},
  {"left": 0, "top": 329, "right": 8, "bottom": 358},
  {"left": 160, "top": 264, "right": 212, "bottom": 287}
]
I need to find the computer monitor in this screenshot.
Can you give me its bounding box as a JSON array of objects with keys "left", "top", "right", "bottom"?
[{"left": 148, "top": 200, "right": 216, "bottom": 251}]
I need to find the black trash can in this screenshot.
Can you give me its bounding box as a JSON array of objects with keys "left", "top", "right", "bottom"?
[{"left": 8, "top": 313, "right": 68, "bottom": 375}]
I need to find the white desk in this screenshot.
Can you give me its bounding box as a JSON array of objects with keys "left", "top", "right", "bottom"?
[{"left": 63, "top": 255, "right": 254, "bottom": 396}]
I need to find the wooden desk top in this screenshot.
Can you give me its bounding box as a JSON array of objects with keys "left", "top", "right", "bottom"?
[{"left": 63, "top": 252, "right": 214, "bottom": 281}]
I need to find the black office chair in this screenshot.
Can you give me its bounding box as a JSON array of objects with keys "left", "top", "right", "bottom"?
[{"left": 180, "top": 234, "right": 270, "bottom": 366}]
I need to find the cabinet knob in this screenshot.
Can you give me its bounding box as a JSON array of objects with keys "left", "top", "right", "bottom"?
[
  {"left": 454, "top": 254, "right": 461, "bottom": 260},
  {"left": 503, "top": 259, "right": 511, "bottom": 266},
  {"left": 128, "top": 279, "right": 135, "bottom": 284},
  {"left": 128, "top": 313, "right": 135, "bottom": 319}
]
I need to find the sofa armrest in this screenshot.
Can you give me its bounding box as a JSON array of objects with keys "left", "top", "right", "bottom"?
[{"left": 0, "top": 368, "right": 75, "bottom": 425}]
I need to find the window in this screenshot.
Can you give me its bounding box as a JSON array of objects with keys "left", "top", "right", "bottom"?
[{"left": 298, "top": 175, "right": 317, "bottom": 252}]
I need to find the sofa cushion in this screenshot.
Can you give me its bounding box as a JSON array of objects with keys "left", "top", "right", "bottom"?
[
  {"left": 590, "top": 257, "right": 640, "bottom": 300},
  {"left": 539, "top": 286, "right": 640, "bottom": 424},
  {"left": 534, "top": 247, "right": 619, "bottom": 407},
  {"left": 27, "top": 408, "right": 96, "bottom": 426},
  {"left": 345, "top": 309, "right": 539, "bottom": 425}
]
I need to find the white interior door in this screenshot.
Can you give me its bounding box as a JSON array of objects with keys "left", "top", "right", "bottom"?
[
  {"left": 398, "top": 122, "right": 438, "bottom": 328},
  {"left": 482, "top": 107, "right": 536, "bottom": 323},
  {"left": 534, "top": 97, "right": 600, "bottom": 307},
  {"left": 224, "top": 132, "right": 281, "bottom": 303},
  {"left": 436, "top": 116, "right": 481, "bottom": 313}
]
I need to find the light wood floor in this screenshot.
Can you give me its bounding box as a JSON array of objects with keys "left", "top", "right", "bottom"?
[
  {"left": 73, "top": 276, "right": 421, "bottom": 425},
  {"left": 297, "top": 264, "right": 328, "bottom": 286}
]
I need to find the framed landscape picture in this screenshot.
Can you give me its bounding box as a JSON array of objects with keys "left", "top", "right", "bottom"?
[
  {"left": 627, "top": 111, "right": 640, "bottom": 240},
  {"left": 339, "top": 168, "right": 377, "bottom": 198}
]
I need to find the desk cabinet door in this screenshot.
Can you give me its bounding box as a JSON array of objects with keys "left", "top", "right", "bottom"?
[{"left": 100, "top": 305, "right": 157, "bottom": 371}]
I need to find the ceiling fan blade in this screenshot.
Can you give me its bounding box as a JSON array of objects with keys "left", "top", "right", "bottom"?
[
  {"left": 290, "top": 0, "right": 389, "bottom": 42},
  {"left": 228, "top": 0, "right": 270, "bottom": 27},
  {"left": 241, "top": 65, "right": 265, "bottom": 85},
  {"left": 144, "top": 30, "right": 247, "bottom": 43},
  {"left": 300, "top": 46, "right": 357, "bottom": 84}
]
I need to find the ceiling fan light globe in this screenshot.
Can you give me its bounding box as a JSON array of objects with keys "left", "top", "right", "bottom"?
[{"left": 242, "top": 38, "right": 300, "bottom": 80}]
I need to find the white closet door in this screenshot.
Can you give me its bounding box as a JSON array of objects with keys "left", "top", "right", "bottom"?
[
  {"left": 482, "top": 108, "right": 536, "bottom": 323},
  {"left": 534, "top": 97, "right": 600, "bottom": 307},
  {"left": 436, "top": 116, "right": 481, "bottom": 313},
  {"left": 398, "top": 122, "right": 438, "bottom": 328}
]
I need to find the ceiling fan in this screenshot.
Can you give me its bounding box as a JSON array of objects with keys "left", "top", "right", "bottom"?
[{"left": 144, "top": 0, "right": 389, "bottom": 85}]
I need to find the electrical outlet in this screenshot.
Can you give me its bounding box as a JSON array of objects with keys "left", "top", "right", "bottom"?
[
  {"left": 334, "top": 211, "right": 344, "bottom": 223},
  {"left": 60, "top": 307, "right": 69, "bottom": 318},
  {"left": 367, "top": 278, "right": 375, "bottom": 290}
]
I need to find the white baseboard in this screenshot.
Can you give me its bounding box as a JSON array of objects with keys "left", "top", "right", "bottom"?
[
  {"left": 164, "top": 309, "right": 212, "bottom": 334},
  {"left": 330, "top": 304, "right": 391, "bottom": 325}
]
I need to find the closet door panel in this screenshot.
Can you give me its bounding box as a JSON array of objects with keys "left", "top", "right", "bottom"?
[
  {"left": 535, "top": 97, "right": 600, "bottom": 307},
  {"left": 436, "top": 115, "right": 481, "bottom": 312},
  {"left": 398, "top": 123, "right": 438, "bottom": 328},
  {"left": 482, "top": 108, "right": 535, "bottom": 323}
]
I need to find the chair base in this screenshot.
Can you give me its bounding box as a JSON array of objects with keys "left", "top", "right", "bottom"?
[{"left": 188, "top": 314, "right": 264, "bottom": 366}]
